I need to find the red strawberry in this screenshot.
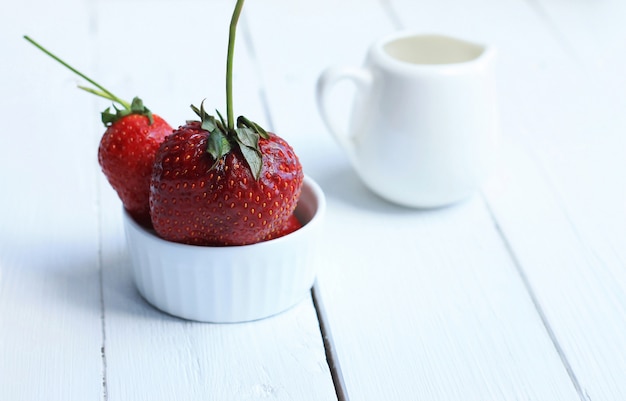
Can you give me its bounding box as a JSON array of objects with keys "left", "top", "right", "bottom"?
[
  {"left": 265, "top": 214, "right": 302, "bottom": 241},
  {"left": 25, "top": 36, "right": 173, "bottom": 225},
  {"left": 149, "top": 0, "right": 304, "bottom": 246},
  {"left": 149, "top": 117, "right": 303, "bottom": 246},
  {"left": 98, "top": 106, "right": 172, "bottom": 226}
]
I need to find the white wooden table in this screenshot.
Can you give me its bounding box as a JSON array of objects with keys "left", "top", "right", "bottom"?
[{"left": 1, "top": 0, "right": 625, "bottom": 400}]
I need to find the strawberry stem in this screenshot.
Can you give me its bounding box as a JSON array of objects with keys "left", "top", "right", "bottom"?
[
  {"left": 23, "top": 35, "right": 131, "bottom": 110},
  {"left": 226, "top": 0, "right": 245, "bottom": 130}
]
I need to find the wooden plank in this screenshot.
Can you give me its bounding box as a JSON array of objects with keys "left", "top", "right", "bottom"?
[
  {"left": 390, "top": 0, "right": 626, "bottom": 398},
  {"left": 528, "top": 1, "right": 626, "bottom": 236},
  {"left": 94, "top": 1, "right": 337, "bottom": 400},
  {"left": 482, "top": 139, "right": 626, "bottom": 401},
  {"left": 0, "top": 1, "right": 103, "bottom": 400},
  {"left": 245, "top": 0, "right": 580, "bottom": 399},
  {"left": 488, "top": 0, "right": 626, "bottom": 399}
]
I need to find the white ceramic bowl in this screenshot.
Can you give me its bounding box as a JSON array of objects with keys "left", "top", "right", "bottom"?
[{"left": 123, "top": 175, "right": 326, "bottom": 323}]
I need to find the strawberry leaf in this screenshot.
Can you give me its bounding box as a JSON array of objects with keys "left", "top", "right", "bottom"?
[
  {"left": 234, "top": 126, "right": 265, "bottom": 179},
  {"left": 237, "top": 115, "right": 269, "bottom": 139},
  {"left": 238, "top": 143, "right": 263, "bottom": 180},
  {"left": 198, "top": 102, "right": 215, "bottom": 132},
  {"left": 201, "top": 116, "right": 217, "bottom": 132},
  {"left": 192, "top": 103, "right": 227, "bottom": 133},
  {"left": 101, "top": 106, "right": 118, "bottom": 126},
  {"left": 234, "top": 127, "right": 260, "bottom": 149},
  {"left": 202, "top": 114, "right": 219, "bottom": 132},
  {"left": 130, "top": 97, "right": 154, "bottom": 124},
  {"left": 101, "top": 104, "right": 130, "bottom": 126},
  {"left": 216, "top": 109, "right": 228, "bottom": 129},
  {"left": 190, "top": 103, "right": 203, "bottom": 118},
  {"left": 206, "top": 129, "right": 232, "bottom": 169}
]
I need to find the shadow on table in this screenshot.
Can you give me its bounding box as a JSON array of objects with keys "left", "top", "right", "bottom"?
[
  {"left": 0, "top": 235, "right": 120, "bottom": 326},
  {"left": 99, "top": 247, "right": 186, "bottom": 323},
  {"left": 12, "top": 231, "right": 184, "bottom": 324},
  {"left": 314, "top": 163, "right": 458, "bottom": 215},
  {"left": 25, "top": 165, "right": 464, "bottom": 324}
]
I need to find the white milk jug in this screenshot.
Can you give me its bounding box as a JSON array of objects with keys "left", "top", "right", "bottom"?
[{"left": 317, "top": 33, "right": 499, "bottom": 207}]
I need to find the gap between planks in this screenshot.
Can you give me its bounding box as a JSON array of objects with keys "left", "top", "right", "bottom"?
[
  {"left": 241, "top": 9, "right": 347, "bottom": 400},
  {"left": 96, "top": 174, "right": 109, "bottom": 401},
  {"left": 312, "top": 282, "right": 349, "bottom": 401},
  {"left": 481, "top": 192, "right": 588, "bottom": 401},
  {"left": 522, "top": 0, "right": 584, "bottom": 66}
]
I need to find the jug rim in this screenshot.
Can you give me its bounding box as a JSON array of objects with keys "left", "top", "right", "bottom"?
[{"left": 372, "top": 32, "right": 495, "bottom": 72}]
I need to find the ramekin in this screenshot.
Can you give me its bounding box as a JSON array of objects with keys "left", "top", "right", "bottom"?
[{"left": 123, "top": 175, "right": 326, "bottom": 323}]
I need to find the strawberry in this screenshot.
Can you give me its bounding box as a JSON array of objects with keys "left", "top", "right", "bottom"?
[
  {"left": 149, "top": 0, "right": 304, "bottom": 245},
  {"left": 149, "top": 116, "right": 303, "bottom": 246},
  {"left": 98, "top": 105, "right": 172, "bottom": 225},
  {"left": 267, "top": 214, "right": 303, "bottom": 241},
  {"left": 24, "top": 36, "right": 172, "bottom": 225}
]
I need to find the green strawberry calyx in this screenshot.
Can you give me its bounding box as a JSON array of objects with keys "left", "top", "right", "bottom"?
[
  {"left": 191, "top": 101, "right": 269, "bottom": 181},
  {"left": 101, "top": 97, "right": 154, "bottom": 126},
  {"left": 23, "top": 35, "right": 154, "bottom": 126}
]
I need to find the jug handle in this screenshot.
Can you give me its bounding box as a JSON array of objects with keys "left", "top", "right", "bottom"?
[{"left": 316, "top": 66, "right": 373, "bottom": 151}]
